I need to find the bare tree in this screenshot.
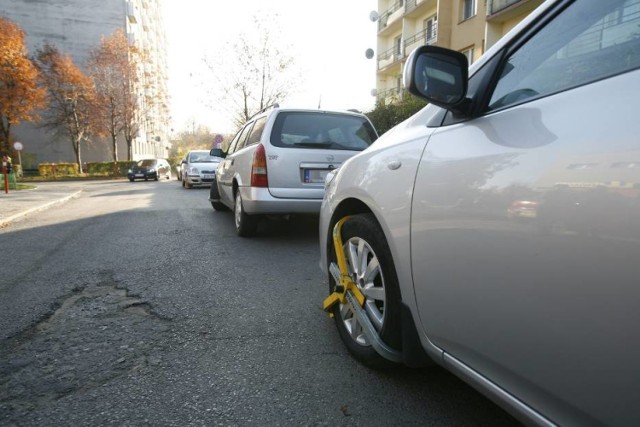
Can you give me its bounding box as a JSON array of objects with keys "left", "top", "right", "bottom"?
[
  {"left": 89, "top": 29, "right": 137, "bottom": 163},
  {"left": 34, "top": 43, "right": 97, "bottom": 168},
  {"left": 89, "top": 29, "right": 167, "bottom": 163},
  {"left": 204, "top": 13, "right": 298, "bottom": 129}
]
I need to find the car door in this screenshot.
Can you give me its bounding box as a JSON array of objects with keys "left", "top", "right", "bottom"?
[
  {"left": 411, "top": 0, "right": 640, "bottom": 424},
  {"left": 217, "top": 123, "right": 253, "bottom": 206}
]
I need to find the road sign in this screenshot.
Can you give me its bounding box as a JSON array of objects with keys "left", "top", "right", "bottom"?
[{"left": 13, "top": 142, "right": 23, "bottom": 151}]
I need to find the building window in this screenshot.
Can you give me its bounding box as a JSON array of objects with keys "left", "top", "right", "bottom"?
[
  {"left": 424, "top": 15, "right": 437, "bottom": 43},
  {"left": 462, "top": 0, "right": 476, "bottom": 20},
  {"left": 461, "top": 47, "right": 474, "bottom": 64},
  {"left": 394, "top": 36, "right": 403, "bottom": 58}
]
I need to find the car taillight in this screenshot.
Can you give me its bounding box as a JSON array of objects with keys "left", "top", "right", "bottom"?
[{"left": 250, "top": 143, "right": 268, "bottom": 187}]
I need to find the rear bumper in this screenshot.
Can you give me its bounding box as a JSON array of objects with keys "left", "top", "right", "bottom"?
[{"left": 239, "top": 186, "right": 322, "bottom": 214}]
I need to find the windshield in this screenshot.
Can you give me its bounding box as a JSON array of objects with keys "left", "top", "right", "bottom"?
[
  {"left": 270, "top": 112, "right": 378, "bottom": 150},
  {"left": 136, "top": 159, "right": 156, "bottom": 167},
  {"left": 188, "top": 152, "right": 220, "bottom": 163}
]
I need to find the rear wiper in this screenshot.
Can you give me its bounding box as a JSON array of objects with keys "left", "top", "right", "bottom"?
[{"left": 293, "top": 141, "right": 333, "bottom": 148}]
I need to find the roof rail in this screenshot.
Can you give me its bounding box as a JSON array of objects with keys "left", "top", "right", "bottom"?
[{"left": 248, "top": 103, "right": 279, "bottom": 121}]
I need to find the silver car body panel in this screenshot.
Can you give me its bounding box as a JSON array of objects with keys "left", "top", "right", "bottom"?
[
  {"left": 412, "top": 67, "right": 640, "bottom": 427},
  {"left": 238, "top": 187, "right": 321, "bottom": 214}
]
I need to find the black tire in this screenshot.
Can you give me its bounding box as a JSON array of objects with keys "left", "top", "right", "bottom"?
[
  {"left": 328, "top": 214, "right": 402, "bottom": 369},
  {"left": 183, "top": 178, "right": 192, "bottom": 189},
  {"left": 234, "top": 191, "right": 258, "bottom": 237},
  {"left": 129, "top": 177, "right": 134, "bottom": 182},
  {"left": 154, "top": 175, "right": 159, "bottom": 181},
  {"left": 209, "top": 181, "right": 227, "bottom": 211}
]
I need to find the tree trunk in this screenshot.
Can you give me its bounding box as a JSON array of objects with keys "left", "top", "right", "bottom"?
[
  {"left": 127, "top": 138, "right": 133, "bottom": 161},
  {"left": 0, "top": 119, "right": 11, "bottom": 154},
  {"left": 73, "top": 137, "right": 82, "bottom": 171},
  {"left": 111, "top": 133, "right": 118, "bottom": 163}
]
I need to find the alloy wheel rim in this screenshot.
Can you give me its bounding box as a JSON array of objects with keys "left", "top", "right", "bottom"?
[
  {"left": 339, "top": 237, "right": 386, "bottom": 346},
  {"left": 234, "top": 193, "right": 242, "bottom": 229}
]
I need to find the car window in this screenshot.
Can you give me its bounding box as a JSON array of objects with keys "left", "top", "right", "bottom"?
[
  {"left": 230, "top": 123, "right": 254, "bottom": 154},
  {"left": 270, "top": 112, "right": 377, "bottom": 151},
  {"left": 189, "top": 152, "right": 219, "bottom": 163},
  {"left": 245, "top": 117, "right": 266, "bottom": 147},
  {"left": 488, "top": 0, "right": 640, "bottom": 111},
  {"left": 138, "top": 159, "right": 155, "bottom": 167}
]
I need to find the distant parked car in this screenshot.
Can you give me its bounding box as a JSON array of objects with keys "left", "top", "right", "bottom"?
[
  {"left": 319, "top": 0, "right": 640, "bottom": 425},
  {"left": 127, "top": 158, "right": 171, "bottom": 182},
  {"left": 181, "top": 150, "right": 222, "bottom": 189},
  {"left": 208, "top": 105, "right": 378, "bottom": 236}
]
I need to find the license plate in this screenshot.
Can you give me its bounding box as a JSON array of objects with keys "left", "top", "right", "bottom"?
[
  {"left": 203, "top": 174, "right": 214, "bottom": 179},
  {"left": 135, "top": 174, "right": 143, "bottom": 177},
  {"left": 303, "top": 169, "right": 329, "bottom": 183}
]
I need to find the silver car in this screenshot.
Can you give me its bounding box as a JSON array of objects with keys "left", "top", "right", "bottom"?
[
  {"left": 209, "top": 106, "right": 378, "bottom": 236},
  {"left": 181, "top": 150, "right": 222, "bottom": 189},
  {"left": 319, "top": 0, "right": 640, "bottom": 425}
]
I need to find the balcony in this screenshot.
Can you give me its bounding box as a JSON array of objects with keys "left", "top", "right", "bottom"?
[
  {"left": 377, "top": 45, "right": 404, "bottom": 70},
  {"left": 488, "top": 0, "right": 522, "bottom": 15},
  {"left": 404, "top": 24, "right": 438, "bottom": 57},
  {"left": 377, "top": 87, "right": 402, "bottom": 103},
  {"left": 378, "top": 0, "right": 405, "bottom": 32},
  {"left": 126, "top": 1, "right": 138, "bottom": 24}
]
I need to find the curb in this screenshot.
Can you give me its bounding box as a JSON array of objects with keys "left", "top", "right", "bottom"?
[{"left": 0, "top": 190, "right": 83, "bottom": 227}]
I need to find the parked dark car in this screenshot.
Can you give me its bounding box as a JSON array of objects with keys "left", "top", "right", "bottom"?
[{"left": 127, "top": 158, "right": 171, "bottom": 182}]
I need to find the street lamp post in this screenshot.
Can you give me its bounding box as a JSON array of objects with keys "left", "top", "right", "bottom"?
[{"left": 13, "top": 141, "right": 23, "bottom": 178}]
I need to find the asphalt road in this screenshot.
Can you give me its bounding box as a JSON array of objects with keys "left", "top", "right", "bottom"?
[{"left": 0, "top": 180, "right": 519, "bottom": 426}]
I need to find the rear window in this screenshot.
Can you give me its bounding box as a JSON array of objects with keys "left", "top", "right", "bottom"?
[{"left": 270, "top": 112, "right": 378, "bottom": 151}]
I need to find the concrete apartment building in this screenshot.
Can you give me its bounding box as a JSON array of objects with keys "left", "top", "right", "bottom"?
[
  {"left": 375, "top": 0, "right": 544, "bottom": 103},
  {"left": 0, "top": 0, "right": 170, "bottom": 168}
]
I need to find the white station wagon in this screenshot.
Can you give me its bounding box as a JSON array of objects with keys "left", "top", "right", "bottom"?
[{"left": 209, "top": 106, "right": 378, "bottom": 236}]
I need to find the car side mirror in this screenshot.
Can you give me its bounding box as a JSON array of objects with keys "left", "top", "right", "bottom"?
[
  {"left": 210, "top": 148, "right": 225, "bottom": 158},
  {"left": 404, "top": 46, "right": 469, "bottom": 113}
]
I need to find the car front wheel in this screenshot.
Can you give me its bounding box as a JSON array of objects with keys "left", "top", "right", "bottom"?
[
  {"left": 234, "top": 191, "right": 258, "bottom": 237},
  {"left": 329, "top": 214, "right": 402, "bottom": 369}
]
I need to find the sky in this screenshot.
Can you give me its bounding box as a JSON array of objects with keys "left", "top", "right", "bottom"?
[{"left": 162, "top": 0, "right": 378, "bottom": 134}]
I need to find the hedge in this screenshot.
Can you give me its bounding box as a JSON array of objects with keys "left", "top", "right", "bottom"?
[
  {"left": 38, "top": 163, "right": 79, "bottom": 177},
  {"left": 86, "top": 161, "right": 135, "bottom": 176}
]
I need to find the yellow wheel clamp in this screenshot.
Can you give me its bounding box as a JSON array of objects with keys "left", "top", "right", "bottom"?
[{"left": 322, "top": 216, "right": 403, "bottom": 363}]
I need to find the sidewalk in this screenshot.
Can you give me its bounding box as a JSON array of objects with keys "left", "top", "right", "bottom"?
[{"left": 0, "top": 182, "right": 83, "bottom": 227}]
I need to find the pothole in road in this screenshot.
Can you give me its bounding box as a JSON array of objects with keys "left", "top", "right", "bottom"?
[{"left": 0, "top": 272, "right": 171, "bottom": 420}]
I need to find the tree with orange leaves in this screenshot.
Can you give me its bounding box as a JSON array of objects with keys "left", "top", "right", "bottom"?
[
  {"left": 0, "top": 16, "right": 46, "bottom": 155},
  {"left": 34, "top": 43, "right": 98, "bottom": 169}
]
